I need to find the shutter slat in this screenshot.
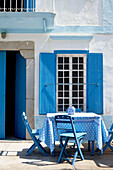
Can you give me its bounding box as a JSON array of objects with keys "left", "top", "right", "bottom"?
[
  {"left": 39, "top": 53, "right": 56, "bottom": 115},
  {"left": 87, "top": 53, "right": 103, "bottom": 114}
]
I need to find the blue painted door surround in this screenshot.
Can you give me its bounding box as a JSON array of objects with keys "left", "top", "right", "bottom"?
[
  {"left": 0, "top": 51, "right": 6, "bottom": 139},
  {"left": 15, "top": 53, "right": 26, "bottom": 139},
  {"left": 0, "top": 51, "right": 26, "bottom": 139}
]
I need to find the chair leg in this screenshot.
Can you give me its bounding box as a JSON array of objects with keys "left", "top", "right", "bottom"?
[
  {"left": 91, "top": 141, "right": 94, "bottom": 156},
  {"left": 27, "top": 143, "right": 35, "bottom": 153},
  {"left": 78, "top": 139, "right": 84, "bottom": 160},
  {"left": 37, "top": 142, "right": 48, "bottom": 156},
  {"left": 103, "top": 135, "right": 113, "bottom": 152},
  {"left": 72, "top": 138, "right": 84, "bottom": 165},
  {"left": 88, "top": 140, "right": 90, "bottom": 151},
  {"left": 26, "top": 143, "right": 36, "bottom": 156},
  {"left": 58, "top": 137, "right": 68, "bottom": 163},
  {"left": 109, "top": 145, "right": 113, "bottom": 151},
  {"left": 26, "top": 140, "right": 47, "bottom": 156}
]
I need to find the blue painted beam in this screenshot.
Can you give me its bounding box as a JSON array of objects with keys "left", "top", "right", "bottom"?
[
  {"left": 0, "top": 12, "right": 56, "bottom": 32},
  {"left": 49, "top": 35, "right": 93, "bottom": 40}
]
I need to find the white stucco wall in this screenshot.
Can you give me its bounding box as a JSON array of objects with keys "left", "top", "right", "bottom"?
[
  {"left": 55, "top": 0, "right": 103, "bottom": 26},
  {"left": 36, "top": 0, "right": 103, "bottom": 26},
  {"left": 0, "top": 33, "right": 113, "bottom": 119}
]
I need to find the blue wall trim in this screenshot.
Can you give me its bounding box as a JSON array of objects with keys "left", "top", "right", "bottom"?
[
  {"left": 1, "top": 26, "right": 113, "bottom": 34},
  {"left": 54, "top": 50, "right": 89, "bottom": 54},
  {"left": 50, "top": 35, "right": 93, "bottom": 40}
]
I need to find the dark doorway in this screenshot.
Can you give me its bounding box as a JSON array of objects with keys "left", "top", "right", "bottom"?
[{"left": 5, "top": 51, "right": 16, "bottom": 138}]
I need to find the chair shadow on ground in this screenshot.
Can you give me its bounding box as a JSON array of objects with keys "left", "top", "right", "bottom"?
[
  {"left": 82, "top": 142, "right": 113, "bottom": 169},
  {"left": 17, "top": 143, "right": 113, "bottom": 168},
  {"left": 17, "top": 144, "right": 84, "bottom": 167},
  {"left": 17, "top": 145, "right": 57, "bottom": 167}
]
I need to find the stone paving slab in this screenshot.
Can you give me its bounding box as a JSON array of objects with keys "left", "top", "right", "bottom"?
[{"left": 0, "top": 140, "right": 113, "bottom": 170}]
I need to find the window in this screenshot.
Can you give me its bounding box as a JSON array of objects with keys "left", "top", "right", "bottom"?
[{"left": 57, "top": 54, "right": 86, "bottom": 112}]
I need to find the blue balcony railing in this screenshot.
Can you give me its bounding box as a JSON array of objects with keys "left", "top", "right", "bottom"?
[{"left": 0, "top": 0, "right": 55, "bottom": 12}]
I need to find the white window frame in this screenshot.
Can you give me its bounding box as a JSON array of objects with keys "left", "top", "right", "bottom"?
[{"left": 56, "top": 54, "right": 86, "bottom": 112}]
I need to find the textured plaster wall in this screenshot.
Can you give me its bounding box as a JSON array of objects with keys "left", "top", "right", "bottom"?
[
  {"left": 103, "top": 0, "right": 113, "bottom": 26},
  {"left": 55, "top": 0, "right": 103, "bottom": 26}
]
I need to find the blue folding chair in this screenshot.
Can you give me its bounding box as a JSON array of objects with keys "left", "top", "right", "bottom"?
[
  {"left": 54, "top": 115, "right": 86, "bottom": 165},
  {"left": 103, "top": 123, "right": 113, "bottom": 152},
  {"left": 21, "top": 112, "right": 47, "bottom": 156}
]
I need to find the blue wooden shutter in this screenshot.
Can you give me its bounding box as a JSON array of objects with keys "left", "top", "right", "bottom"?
[
  {"left": 0, "top": 51, "right": 6, "bottom": 139},
  {"left": 87, "top": 53, "right": 103, "bottom": 114},
  {"left": 39, "top": 53, "right": 56, "bottom": 115},
  {"left": 15, "top": 53, "right": 26, "bottom": 139}
]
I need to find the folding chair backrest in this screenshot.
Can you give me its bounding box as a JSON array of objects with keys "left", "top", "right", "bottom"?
[
  {"left": 21, "top": 112, "right": 34, "bottom": 139},
  {"left": 55, "top": 115, "right": 77, "bottom": 141},
  {"left": 110, "top": 123, "right": 113, "bottom": 130}
]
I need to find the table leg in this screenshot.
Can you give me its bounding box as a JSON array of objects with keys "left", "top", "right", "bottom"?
[
  {"left": 52, "top": 149, "right": 55, "bottom": 156},
  {"left": 91, "top": 141, "right": 94, "bottom": 156},
  {"left": 88, "top": 140, "right": 90, "bottom": 151}
]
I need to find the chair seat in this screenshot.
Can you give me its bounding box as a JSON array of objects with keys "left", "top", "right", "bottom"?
[
  {"left": 32, "top": 129, "right": 39, "bottom": 136},
  {"left": 60, "top": 132, "right": 86, "bottom": 139}
]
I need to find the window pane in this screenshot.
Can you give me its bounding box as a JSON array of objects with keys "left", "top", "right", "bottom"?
[
  {"left": 58, "top": 71, "right": 63, "bottom": 77},
  {"left": 64, "top": 65, "right": 69, "bottom": 70},
  {"left": 72, "top": 92, "right": 78, "bottom": 97},
  {"left": 72, "top": 71, "right": 78, "bottom": 77},
  {"left": 79, "top": 85, "right": 83, "bottom": 90},
  {"left": 64, "top": 105, "right": 69, "bottom": 111},
  {"left": 58, "top": 105, "right": 63, "bottom": 111},
  {"left": 72, "top": 78, "right": 78, "bottom": 83},
  {"left": 72, "top": 64, "right": 78, "bottom": 70},
  {"left": 79, "top": 91, "right": 83, "bottom": 97},
  {"left": 58, "top": 65, "right": 63, "bottom": 70},
  {"left": 79, "top": 57, "right": 83, "bottom": 63},
  {"left": 72, "top": 57, "right": 78, "bottom": 63},
  {"left": 64, "top": 92, "right": 69, "bottom": 97},
  {"left": 73, "top": 85, "right": 78, "bottom": 90},
  {"left": 64, "top": 99, "right": 69, "bottom": 104},
  {"left": 58, "top": 57, "right": 63, "bottom": 63},
  {"left": 64, "top": 85, "right": 69, "bottom": 90},
  {"left": 64, "top": 71, "right": 69, "bottom": 77},
  {"left": 58, "top": 78, "right": 63, "bottom": 83},
  {"left": 58, "top": 92, "right": 63, "bottom": 97},
  {"left": 79, "top": 64, "right": 83, "bottom": 70},
  {"left": 64, "top": 78, "right": 69, "bottom": 83},
  {"left": 79, "top": 105, "right": 84, "bottom": 111},
  {"left": 72, "top": 99, "right": 78, "bottom": 104},
  {"left": 58, "top": 99, "right": 63, "bottom": 104},
  {"left": 58, "top": 85, "right": 63, "bottom": 90},
  {"left": 64, "top": 57, "right": 69, "bottom": 63},
  {"left": 79, "top": 78, "right": 83, "bottom": 83},
  {"left": 79, "top": 99, "right": 83, "bottom": 104},
  {"left": 73, "top": 105, "right": 78, "bottom": 108},
  {"left": 79, "top": 71, "right": 83, "bottom": 77}
]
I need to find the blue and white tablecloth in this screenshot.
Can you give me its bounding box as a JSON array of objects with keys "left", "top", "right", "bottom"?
[{"left": 39, "top": 113, "right": 109, "bottom": 153}]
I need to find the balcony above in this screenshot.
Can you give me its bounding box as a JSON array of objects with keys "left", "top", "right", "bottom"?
[{"left": 0, "top": 0, "right": 56, "bottom": 33}]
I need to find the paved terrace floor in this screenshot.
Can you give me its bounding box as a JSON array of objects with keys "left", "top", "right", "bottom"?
[{"left": 0, "top": 139, "right": 113, "bottom": 170}]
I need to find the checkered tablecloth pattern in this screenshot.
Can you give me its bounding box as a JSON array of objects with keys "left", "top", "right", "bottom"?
[{"left": 39, "top": 113, "right": 109, "bottom": 153}]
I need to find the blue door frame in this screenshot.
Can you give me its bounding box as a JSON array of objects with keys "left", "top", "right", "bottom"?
[
  {"left": 0, "top": 51, "right": 6, "bottom": 139},
  {"left": 0, "top": 51, "right": 26, "bottom": 139},
  {"left": 15, "top": 53, "right": 26, "bottom": 139}
]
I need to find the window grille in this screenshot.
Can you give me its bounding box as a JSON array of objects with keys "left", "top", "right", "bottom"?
[{"left": 57, "top": 54, "right": 86, "bottom": 112}]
